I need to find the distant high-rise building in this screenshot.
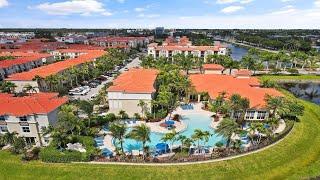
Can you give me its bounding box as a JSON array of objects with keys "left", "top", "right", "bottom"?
[{"left": 155, "top": 27, "right": 165, "bottom": 37}]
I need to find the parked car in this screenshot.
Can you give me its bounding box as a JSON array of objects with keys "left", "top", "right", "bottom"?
[
  {"left": 90, "top": 93, "right": 98, "bottom": 99},
  {"left": 88, "top": 83, "right": 98, "bottom": 88},
  {"left": 69, "top": 86, "right": 90, "bottom": 96}
]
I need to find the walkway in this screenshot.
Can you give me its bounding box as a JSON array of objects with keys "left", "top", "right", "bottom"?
[{"left": 274, "top": 119, "right": 286, "bottom": 134}]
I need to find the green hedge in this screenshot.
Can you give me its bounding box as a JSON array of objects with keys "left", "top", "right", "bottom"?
[{"left": 39, "top": 136, "right": 97, "bottom": 163}]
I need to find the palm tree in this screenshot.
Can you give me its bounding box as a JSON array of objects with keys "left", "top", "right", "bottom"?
[
  {"left": 23, "top": 84, "right": 37, "bottom": 94},
  {"left": 216, "top": 118, "right": 240, "bottom": 148},
  {"left": 109, "top": 123, "right": 127, "bottom": 155},
  {"left": 127, "top": 124, "right": 151, "bottom": 159},
  {"left": 0, "top": 81, "right": 17, "bottom": 94},
  {"left": 161, "top": 130, "right": 178, "bottom": 153},
  {"left": 2, "top": 131, "right": 18, "bottom": 145},
  {"left": 264, "top": 95, "right": 285, "bottom": 118},
  {"left": 137, "top": 100, "right": 147, "bottom": 119},
  {"left": 177, "top": 134, "right": 187, "bottom": 152},
  {"left": 191, "top": 129, "right": 205, "bottom": 152},
  {"left": 118, "top": 110, "right": 129, "bottom": 120},
  {"left": 202, "top": 130, "right": 212, "bottom": 147}
]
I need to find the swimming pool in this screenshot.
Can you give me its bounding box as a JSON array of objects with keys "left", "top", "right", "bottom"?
[{"left": 114, "top": 113, "right": 226, "bottom": 152}]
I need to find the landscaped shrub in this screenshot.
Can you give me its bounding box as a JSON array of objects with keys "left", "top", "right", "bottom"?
[
  {"left": 40, "top": 136, "right": 97, "bottom": 163},
  {"left": 287, "top": 68, "right": 299, "bottom": 75},
  {"left": 40, "top": 147, "right": 87, "bottom": 163}
]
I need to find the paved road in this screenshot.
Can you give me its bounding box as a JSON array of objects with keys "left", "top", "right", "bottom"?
[{"left": 72, "top": 56, "right": 141, "bottom": 101}]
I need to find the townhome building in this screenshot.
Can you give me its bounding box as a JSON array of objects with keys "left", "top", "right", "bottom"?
[
  {"left": 5, "top": 50, "right": 105, "bottom": 92},
  {"left": 0, "top": 93, "right": 68, "bottom": 146},
  {"left": 0, "top": 52, "right": 54, "bottom": 80}
]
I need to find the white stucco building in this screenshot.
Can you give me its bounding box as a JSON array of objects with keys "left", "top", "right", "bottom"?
[
  {"left": 107, "top": 69, "right": 159, "bottom": 117},
  {"left": 0, "top": 93, "right": 68, "bottom": 146},
  {"left": 147, "top": 36, "right": 227, "bottom": 61}
]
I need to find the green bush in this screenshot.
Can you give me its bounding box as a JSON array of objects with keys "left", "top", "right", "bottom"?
[
  {"left": 287, "top": 68, "right": 299, "bottom": 75},
  {"left": 39, "top": 147, "right": 87, "bottom": 163},
  {"left": 40, "top": 136, "right": 97, "bottom": 163}
]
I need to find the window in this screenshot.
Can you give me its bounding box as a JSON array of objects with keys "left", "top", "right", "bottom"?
[
  {"left": 21, "top": 126, "right": 30, "bottom": 133},
  {"left": 233, "top": 111, "right": 242, "bottom": 119},
  {"left": 0, "top": 116, "right": 5, "bottom": 121},
  {"left": 19, "top": 116, "right": 28, "bottom": 122},
  {"left": 245, "top": 111, "right": 256, "bottom": 120},
  {"left": 257, "top": 111, "right": 267, "bottom": 120},
  {"left": 25, "top": 137, "right": 35, "bottom": 145},
  {"left": 0, "top": 126, "right": 8, "bottom": 133}
]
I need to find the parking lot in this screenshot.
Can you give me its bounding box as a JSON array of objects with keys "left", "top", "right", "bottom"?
[{"left": 70, "top": 56, "right": 141, "bottom": 101}]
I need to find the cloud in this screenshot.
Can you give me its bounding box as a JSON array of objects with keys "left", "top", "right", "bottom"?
[
  {"left": 216, "top": 0, "right": 253, "bottom": 4},
  {"left": 137, "top": 13, "right": 160, "bottom": 18},
  {"left": 221, "top": 5, "right": 244, "bottom": 13},
  {"left": 270, "top": 5, "right": 297, "bottom": 15},
  {"left": 0, "top": 0, "right": 8, "bottom": 8},
  {"left": 134, "top": 7, "right": 145, "bottom": 12},
  {"left": 216, "top": 0, "right": 238, "bottom": 4},
  {"left": 33, "top": 0, "right": 112, "bottom": 16}
]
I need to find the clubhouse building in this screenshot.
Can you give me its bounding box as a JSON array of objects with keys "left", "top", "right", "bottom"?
[{"left": 107, "top": 68, "right": 159, "bottom": 117}]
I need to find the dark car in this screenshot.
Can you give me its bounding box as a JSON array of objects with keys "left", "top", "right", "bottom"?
[{"left": 88, "top": 82, "right": 98, "bottom": 88}]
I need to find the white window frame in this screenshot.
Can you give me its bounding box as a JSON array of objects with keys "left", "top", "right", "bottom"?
[
  {"left": 0, "top": 125, "right": 8, "bottom": 133},
  {"left": 19, "top": 116, "right": 28, "bottom": 122},
  {"left": 21, "top": 126, "right": 30, "bottom": 133},
  {"left": 245, "top": 110, "right": 256, "bottom": 120},
  {"left": 257, "top": 111, "right": 267, "bottom": 120}
]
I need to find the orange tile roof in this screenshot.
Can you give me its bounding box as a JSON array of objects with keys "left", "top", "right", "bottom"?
[
  {"left": 189, "top": 74, "right": 282, "bottom": 108},
  {"left": 235, "top": 69, "right": 252, "bottom": 76},
  {"left": 203, "top": 64, "right": 224, "bottom": 70},
  {"left": 0, "top": 93, "right": 68, "bottom": 116},
  {"left": 6, "top": 50, "right": 105, "bottom": 81},
  {"left": 154, "top": 45, "right": 220, "bottom": 52},
  {"left": 0, "top": 53, "right": 52, "bottom": 69},
  {"left": 107, "top": 69, "right": 159, "bottom": 93}
]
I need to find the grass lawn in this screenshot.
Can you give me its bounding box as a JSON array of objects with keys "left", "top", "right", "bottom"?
[
  {"left": 258, "top": 74, "right": 320, "bottom": 82},
  {"left": 1, "top": 91, "right": 320, "bottom": 179}
]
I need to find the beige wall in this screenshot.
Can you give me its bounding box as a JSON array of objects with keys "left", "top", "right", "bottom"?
[
  {"left": 204, "top": 69, "right": 222, "bottom": 74},
  {"left": 1, "top": 109, "right": 60, "bottom": 146},
  {"left": 108, "top": 99, "right": 152, "bottom": 117},
  {"left": 9, "top": 80, "right": 39, "bottom": 93}
]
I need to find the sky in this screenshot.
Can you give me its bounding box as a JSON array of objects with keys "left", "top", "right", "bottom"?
[{"left": 0, "top": 0, "right": 320, "bottom": 29}]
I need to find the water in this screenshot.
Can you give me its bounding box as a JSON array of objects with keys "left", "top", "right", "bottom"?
[
  {"left": 227, "top": 44, "right": 248, "bottom": 61},
  {"left": 282, "top": 83, "right": 320, "bottom": 105},
  {"left": 117, "top": 114, "right": 226, "bottom": 152}
]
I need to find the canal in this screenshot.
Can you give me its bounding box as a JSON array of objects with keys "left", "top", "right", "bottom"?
[
  {"left": 282, "top": 82, "right": 320, "bottom": 105},
  {"left": 226, "top": 43, "right": 248, "bottom": 61}
]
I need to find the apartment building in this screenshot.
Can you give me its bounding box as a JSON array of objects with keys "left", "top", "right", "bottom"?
[
  {"left": 0, "top": 52, "right": 54, "bottom": 80},
  {"left": 0, "top": 93, "right": 68, "bottom": 146},
  {"left": 85, "top": 36, "right": 154, "bottom": 50},
  {"left": 5, "top": 50, "right": 105, "bottom": 92},
  {"left": 147, "top": 36, "right": 227, "bottom": 61}
]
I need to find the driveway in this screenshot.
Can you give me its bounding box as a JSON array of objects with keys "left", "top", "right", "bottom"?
[{"left": 72, "top": 56, "right": 141, "bottom": 101}]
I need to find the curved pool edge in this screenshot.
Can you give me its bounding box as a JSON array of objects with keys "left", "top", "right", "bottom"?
[{"left": 75, "top": 124, "right": 294, "bottom": 166}]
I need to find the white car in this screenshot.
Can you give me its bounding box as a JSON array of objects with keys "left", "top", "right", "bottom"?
[
  {"left": 69, "top": 86, "right": 90, "bottom": 96},
  {"left": 90, "top": 93, "right": 98, "bottom": 99}
]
